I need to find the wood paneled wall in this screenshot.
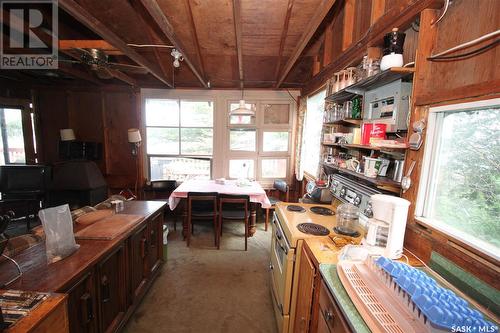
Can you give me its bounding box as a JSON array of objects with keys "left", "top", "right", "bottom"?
[
  {"left": 302, "top": 0, "right": 500, "bottom": 287},
  {"left": 35, "top": 86, "right": 142, "bottom": 191}
]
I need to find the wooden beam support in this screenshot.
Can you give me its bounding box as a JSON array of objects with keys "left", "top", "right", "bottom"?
[
  {"left": 274, "top": 0, "right": 295, "bottom": 84},
  {"left": 232, "top": 0, "right": 244, "bottom": 89},
  {"left": 59, "top": 40, "right": 122, "bottom": 55},
  {"left": 342, "top": 0, "right": 356, "bottom": 51},
  {"left": 58, "top": 0, "right": 173, "bottom": 87},
  {"left": 185, "top": 0, "right": 207, "bottom": 82},
  {"left": 371, "top": 0, "right": 386, "bottom": 24},
  {"left": 138, "top": 0, "right": 208, "bottom": 88},
  {"left": 58, "top": 63, "right": 104, "bottom": 85},
  {"left": 303, "top": 0, "right": 444, "bottom": 95},
  {"left": 275, "top": 0, "right": 337, "bottom": 88}
]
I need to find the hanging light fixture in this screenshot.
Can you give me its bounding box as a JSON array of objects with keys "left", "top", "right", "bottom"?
[{"left": 230, "top": 87, "right": 255, "bottom": 116}]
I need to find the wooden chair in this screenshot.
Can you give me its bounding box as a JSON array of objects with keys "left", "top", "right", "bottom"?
[
  {"left": 265, "top": 180, "right": 289, "bottom": 231},
  {"left": 218, "top": 194, "right": 250, "bottom": 251},
  {"left": 143, "top": 180, "right": 178, "bottom": 229},
  {"left": 187, "top": 192, "right": 218, "bottom": 248}
]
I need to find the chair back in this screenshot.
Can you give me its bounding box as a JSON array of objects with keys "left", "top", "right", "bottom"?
[
  {"left": 219, "top": 193, "right": 250, "bottom": 211},
  {"left": 151, "top": 180, "right": 177, "bottom": 192},
  {"left": 187, "top": 192, "right": 218, "bottom": 212},
  {"left": 273, "top": 180, "right": 289, "bottom": 193}
]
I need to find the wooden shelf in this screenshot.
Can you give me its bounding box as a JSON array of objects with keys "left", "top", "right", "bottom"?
[
  {"left": 324, "top": 67, "right": 415, "bottom": 102},
  {"left": 346, "top": 67, "right": 415, "bottom": 95},
  {"left": 322, "top": 162, "right": 401, "bottom": 193},
  {"left": 322, "top": 142, "right": 341, "bottom": 146},
  {"left": 325, "top": 88, "right": 357, "bottom": 103},
  {"left": 324, "top": 118, "right": 363, "bottom": 126}
]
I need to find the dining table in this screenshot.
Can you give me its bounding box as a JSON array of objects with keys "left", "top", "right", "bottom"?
[{"left": 168, "top": 179, "right": 271, "bottom": 238}]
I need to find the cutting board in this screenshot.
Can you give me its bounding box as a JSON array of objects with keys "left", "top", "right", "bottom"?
[{"left": 75, "top": 214, "right": 144, "bottom": 240}]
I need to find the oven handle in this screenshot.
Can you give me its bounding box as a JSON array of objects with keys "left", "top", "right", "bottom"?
[{"left": 273, "top": 212, "right": 291, "bottom": 254}]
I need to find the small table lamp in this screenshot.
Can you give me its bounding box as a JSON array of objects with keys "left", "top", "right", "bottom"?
[
  {"left": 127, "top": 128, "right": 142, "bottom": 156},
  {"left": 60, "top": 128, "right": 76, "bottom": 141}
]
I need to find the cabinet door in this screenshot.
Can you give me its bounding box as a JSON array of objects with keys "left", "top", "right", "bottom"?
[
  {"left": 129, "top": 223, "right": 149, "bottom": 302},
  {"left": 66, "top": 271, "right": 98, "bottom": 333},
  {"left": 293, "top": 246, "right": 316, "bottom": 333},
  {"left": 97, "top": 244, "right": 126, "bottom": 333},
  {"left": 316, "top": 312, "right": 332, "bottom": 333},
  {"left": 318, "top": 280, "right": 351, "bottom": 333},
  {"left": 147, "top": 213, "right": 163, "bottom": 274}
]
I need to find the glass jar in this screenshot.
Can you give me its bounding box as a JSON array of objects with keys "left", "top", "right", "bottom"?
[{"left": 335, "top": 203, "right": 360, "bottom": 237}]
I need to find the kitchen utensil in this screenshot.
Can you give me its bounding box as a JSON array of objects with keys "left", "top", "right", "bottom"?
[
  {"left": 380, "top": 28, "right": 406, "bottom": 70},
  {"left": 335, "top": 203, "right": 360, "bottom": 237},
  {"left": 392, "top": 159, "right": 405, "bottom": 182},
  {"left": 364, "top": 157, "right": 381, "bottom": 178},
  {"left": 362, "top": 194, "right": 410, "bottom": 258},
  {"left": 377, "top": 158, "right": 390, "bottom": 177},
  {"left": 401, "top": 160, "right": 416, "bottom": 192},
  {"left": 346, "top": 158, "right": 360, "bottom": 171}
]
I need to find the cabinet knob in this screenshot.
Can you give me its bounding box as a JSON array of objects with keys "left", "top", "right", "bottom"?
[{"left": 324, "top": 309, "right": 334, "bottom": 322}]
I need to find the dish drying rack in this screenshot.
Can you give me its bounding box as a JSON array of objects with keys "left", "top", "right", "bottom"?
[{"left": 337, "top": 256, "right": 497, "bottom": 333}]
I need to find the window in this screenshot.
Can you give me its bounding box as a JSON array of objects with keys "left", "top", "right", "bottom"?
[
  {"left": 146, "top": 99, "right": 213, "bottom": 181},
  {"left": 0, "top": 108, "right": 26, "bottom": 164},
  {"left": 301, "top": 90, "right": 326, "bottom": 177},
  {"left": 417, "top": 98, "right": 500, "bottom": 260},
  {"left": 226, "top": 101, "right": 294, "bottom": 183}
]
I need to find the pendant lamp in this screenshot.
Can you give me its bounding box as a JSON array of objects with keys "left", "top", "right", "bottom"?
[{"left": 230, "top": 88, "right": 254, "bottom": 116}]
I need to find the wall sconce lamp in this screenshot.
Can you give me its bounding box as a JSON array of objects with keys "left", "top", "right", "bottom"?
[
  {"left": 127, "top": 128, "right": 142, "bottom": 156},
  {"left": 60, "top": 128, "right": 75, "bottom": 141}
]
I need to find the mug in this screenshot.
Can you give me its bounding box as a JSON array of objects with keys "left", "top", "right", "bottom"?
[
  {"left": 364, "top": 157, "right": 381, "bottom": 178},
  {"left": 346, "top": 158, "right": 360, "bottom": 171},
  {"left": 377, "top": 158, "right": 390, "bottom": 177}
]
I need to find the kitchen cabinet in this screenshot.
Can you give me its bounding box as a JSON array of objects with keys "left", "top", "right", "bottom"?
[
  {"left": 97, "top": 244, "right": 127, "bottom": 333},
  {"left": 147, "top": 213, "right": 163, "bottom": 275},
  {"left": 293, "top": 245, "right": 316, "bottom": 333},
  {"left": 129, "top": 223, "right": 149, "bottom": 302},
  {"left": 0, "top": 201, "right": 166, "bottom": 333},
  {"left": 318, "top": 280, "right": 350, "bottom": 333},
  {"left": 66, "top": 271, "right": 98, "bottom": 333},
  {"left": 292, "top": 241, "right": 352, "bottom": 333}
]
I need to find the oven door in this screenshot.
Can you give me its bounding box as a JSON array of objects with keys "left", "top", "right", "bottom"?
[{"left": 270, "top": 212, "right": 295, "bottom": 316}]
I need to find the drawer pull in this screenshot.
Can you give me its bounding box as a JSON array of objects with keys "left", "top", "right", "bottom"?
[
  {"left": 79, "top": 292, "right": 93, "bottom": 325},
  {"left": 324, "top": 309, "right": 334, "bottom": 322},
  {"left": 101, "top": 275, "right": 110, "bottom": 303},
  {"left": 141, "top": 237, "right": 148, "bottom": 258}
]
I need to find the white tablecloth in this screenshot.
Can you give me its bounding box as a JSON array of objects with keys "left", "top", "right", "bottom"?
[{"left": 168, "top": 180, "right": 271, "bottom": 210}]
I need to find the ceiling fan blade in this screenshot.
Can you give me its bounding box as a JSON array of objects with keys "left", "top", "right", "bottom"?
[
  {"left": 58, "top": 59, "right": 81, "bottom": 64},
  {"left": 95, "top": 67, "right": 114, "bottom": 80},
  {"left": 109, "top": 62, "right": 149, "bottom": 74}
]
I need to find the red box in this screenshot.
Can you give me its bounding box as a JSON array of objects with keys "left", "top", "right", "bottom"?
[{"left": 361, "top": 123, "right": 386, "bottom": 145}]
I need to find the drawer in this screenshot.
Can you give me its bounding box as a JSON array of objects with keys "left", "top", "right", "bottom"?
[{"left": 318, "top": 280, "right": 350, "bottom": 333}]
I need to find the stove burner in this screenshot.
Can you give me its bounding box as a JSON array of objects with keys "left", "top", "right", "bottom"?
[
  {"left": 333, "top": 226, "right": 360, "bottom": 238},
  {"left": 297, "top": 223, "right": 330, "bottom": 236},
  {"left": 287, "top": 205, "right": 306, "bottom": 213},
  {"left": 310, "top": 206, "right": 335, "bottom": 216}
]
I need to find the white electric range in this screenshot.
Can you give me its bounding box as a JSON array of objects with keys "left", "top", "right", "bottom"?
[{"left": 270, "top": 202, "right": 337, "bottom": 333}]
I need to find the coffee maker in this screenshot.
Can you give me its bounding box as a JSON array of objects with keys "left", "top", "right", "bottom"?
[{"left": 362, "top": 194, "right": 410, "bottom": 259}]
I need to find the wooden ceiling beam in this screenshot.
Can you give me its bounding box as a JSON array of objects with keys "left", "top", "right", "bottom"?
[
  {"left": 274, "top": 0, "right": 295, "bottom": 84},
  {"left": 59, "top": 40, "right": 123, "bottom": 55},
  {"left": 58, "top": 0, "right": 173, "bottom": 88},
  {"left": 232, "top": 0, "right": 244, "bottom": 89},
  {"left": 275, "top": 0, "right": 337, "bottom": 88},
  {"left": 185, "top": 0, "right": 207, "bottom": 83},
  {"left": 138, "top": 0, "right": 208, "bottom": 88}
]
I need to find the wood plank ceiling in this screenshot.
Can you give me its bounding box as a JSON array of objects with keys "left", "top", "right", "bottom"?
[{"left": 1, "top": 0, "right": 335, "bottom": 89}]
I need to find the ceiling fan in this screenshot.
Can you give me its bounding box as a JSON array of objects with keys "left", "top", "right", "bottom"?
[{"left": 60, "top": 48, "right": 149, "bottom": 79}]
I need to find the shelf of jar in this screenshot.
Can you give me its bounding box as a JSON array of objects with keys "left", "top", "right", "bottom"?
[
  {"left": 321, "top": 142, "right": 408, "bottom": 152},
  {"left": 322, "top": 162, "right": 401, "bottom": 194},
  {"left": 324, "top": 118, "right": 363, "bottom": 126},
  {"left": 324, "top": 67, "right": 415, "bottom": 102}
]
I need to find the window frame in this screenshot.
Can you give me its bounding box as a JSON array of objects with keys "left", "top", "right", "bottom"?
[
  {"left": 415, "top": 97, "right": 500, "bottom": 261},
  {"left": 301, "top": 89, "right": 326, "bottom": 179},
  {"left": 144, "top": 98, "right": 215, "bottom": 181},
  {"left": 225, "top": 99, "right": 294, "bottom": 183}
]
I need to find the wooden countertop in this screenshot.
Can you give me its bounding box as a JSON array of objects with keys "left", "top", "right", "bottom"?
[
  {"left": 3, "top": 291, "right": 67, "bottom": 333},
  {"left": 304, "top": 237, "right": 424, "bottom": 267},
  {"left": 0, "top": 201, "right": 166, "bottom": 292}
]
